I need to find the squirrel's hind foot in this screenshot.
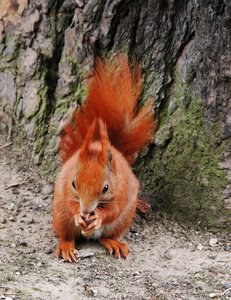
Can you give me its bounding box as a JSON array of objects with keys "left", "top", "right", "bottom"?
[{"left": 99, "top": 238, "right": 130, "bottom": 259}]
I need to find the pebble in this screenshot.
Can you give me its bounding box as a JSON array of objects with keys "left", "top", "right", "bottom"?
[
  {"left": 12, "top": 188, "right": 20, "bottom": 195},
  {"left": 130, "top": 224, "right": 139, "bottom": 233},
  {"left": 226, "top": 243, "right": 231, "bottom": 251},
  {"left": 196, "top": 244, "right": 204, "bottom": 251},
  {"left": 42, "top": 184, "right": 54, "bottom": 195},
  {"left": 89, "top": 287, "right": 97, "bottom": 296},
  {"left": 78, "top": 250, "right": 94, "bottom": 258},
  {"left": 44, "top": 248, "right": 53, "bottom": 254},
  {"left": 0, "top": 217, "right": 6, "bottom": 224},
  {"left": 9, "top": 203, "right": 16, "bottom": 211},
  {"left": 224, "top": 282, "right": 231, "bottom": 289},
  {"left": 133, "top": 271, "right": 139, "bottom": 276},
  {"left": 25, "top": 218, "right": 34, "bottom": 225},
  {"left": 84, "top": 276, "right": 92, "bottom": 282},
  {"left": 49, "top": 279, "right": 60, "bottom": 285},
  {"left": 209, "top": 238, "right": 218, "bottom": 247},
  {"left": 172, "top": 279, "right": 179, "bottom": 285},
  {"left": 208, "top": 254, "right": 217, "bottom": 260},
  {"left": 164, "top": 250, "right": 173, "bottom": 260},
  {"left": 9, "top": 216, "right": 16, "bottom": 222},
  {"left": 18, "top": 240, "right": 27, "bottom": 247},
  {"left": 37, "top": 261, "right": 44, "bottom": 267}
]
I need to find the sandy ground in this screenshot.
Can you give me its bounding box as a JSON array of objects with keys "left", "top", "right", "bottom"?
[{"left": 0, "top": 146, "right": 231, "bottom": 300}]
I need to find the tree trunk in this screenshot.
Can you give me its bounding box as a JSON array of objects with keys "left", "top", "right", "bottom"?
[{"left": 0, "top": 0, "right": 230, "bottom": 230}]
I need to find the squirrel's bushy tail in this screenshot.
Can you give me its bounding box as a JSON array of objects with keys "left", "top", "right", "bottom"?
[{"left": 59, "top": 54, "right": 156, "bottom": 164}]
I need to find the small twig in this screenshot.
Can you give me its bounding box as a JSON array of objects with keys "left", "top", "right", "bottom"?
[
  {"left": 223, "top": 287, "right": 231, "bottom": 295},
  {"left": 4, "top": 177, "right": 29, "bottom": 190},
  {"left": 0, "top": 142, "right": 13, "bottom": 150},
  {"left": 209, "top": 287, "right": 231, "bottom": 298},
  {"left": 0, "top": 291, "right": 15, "bottom": 295},
  {"left": 31, "top": 262, "right": 39, "bottom": 270}
]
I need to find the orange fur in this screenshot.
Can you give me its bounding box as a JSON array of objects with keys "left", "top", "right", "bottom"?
[
  {"left": 53, "top": 55, "right": 156, "bottom": 261},
  {"left": 59, "top": 54, "right": 156, "bottom": 164}
]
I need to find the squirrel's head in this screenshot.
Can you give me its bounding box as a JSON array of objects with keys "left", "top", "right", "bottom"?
[{"left": 71, "top": 119, "right": 116, "bottom": 215}]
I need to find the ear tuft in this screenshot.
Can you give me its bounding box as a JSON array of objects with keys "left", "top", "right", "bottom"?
[
  {"left": 98, "top": 118, "right": 109, "bottom": 144},
  {"left": 98, "top": 118, "right": 110, "bottom": 164},
  {"left": 79, "top": 119, "right": 97, "bottom": 161}
]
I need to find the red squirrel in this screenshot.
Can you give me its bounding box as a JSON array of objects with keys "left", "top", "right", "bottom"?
[{"left": 53, "top": 54, "right": 156, "bottom": 262}]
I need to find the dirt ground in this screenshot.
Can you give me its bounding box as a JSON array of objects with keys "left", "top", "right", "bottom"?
[{"left": 0, "top": 146, "right": 231, "bottom": 300}]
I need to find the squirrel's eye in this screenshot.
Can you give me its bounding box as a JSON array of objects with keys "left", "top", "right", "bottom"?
[
  {"left": 72, "top": 181, "right": 76, "bottom": 190},
  {"left": 102, "top": 184, "right": 109, "bottom": 194}
]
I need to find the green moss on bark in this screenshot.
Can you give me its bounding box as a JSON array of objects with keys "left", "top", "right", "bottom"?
[
  {"left": 42, "top": 55, "right": 87, "bottom": 177},
  {"left": 137, "top": 84, "right": 229, "bottom": 230}
]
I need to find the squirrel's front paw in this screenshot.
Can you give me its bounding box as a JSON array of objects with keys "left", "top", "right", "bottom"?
[
  {"left": 81, "top": 210, "right": 102, "bottom": 236},
  {"left": 74, "top": 212, "right": 88, "bottom": 231}
]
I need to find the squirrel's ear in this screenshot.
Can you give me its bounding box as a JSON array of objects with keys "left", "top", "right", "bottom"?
[
  {"left": 107, "top": 148, "right": 113, "bottom": 163},
  {"left": 106, "top": 148, "right": 115, "bottom": 171},
  {"left": 79, "top": 119, "right": 97, "bottom": 160},
  {"left": 98, "top": 118, "right": 109, "bottom": 144}
]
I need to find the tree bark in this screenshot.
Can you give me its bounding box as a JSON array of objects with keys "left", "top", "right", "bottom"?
[{"left": 0, "top": 0, "right": 230, "bottom": 230}]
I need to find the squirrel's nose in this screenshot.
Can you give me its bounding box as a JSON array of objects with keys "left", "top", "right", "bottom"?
[
  {"left": 80, "top": 208, "right": 94, "bottom": 215},
  {"left": 80, "top": 201, "right": 97, "bottom": 215}
]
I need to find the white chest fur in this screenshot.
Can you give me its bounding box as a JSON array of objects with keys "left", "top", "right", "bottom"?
[{"left": 86, "top": 226, "right": 105, "bottom": 240}]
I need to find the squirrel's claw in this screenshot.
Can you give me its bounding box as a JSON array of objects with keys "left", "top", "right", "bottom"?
[
  {"left": 75, "top": 213, "right": 88, "bottom": 230},
  {"left": 99, "top": 238, "right": 130, "bottom": 259},
  {"left": 81, "top": 211, "right": 102, "bottom": 236},
  {"left": 55, "top": 241, "right": 78, "bottom": 263}
]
